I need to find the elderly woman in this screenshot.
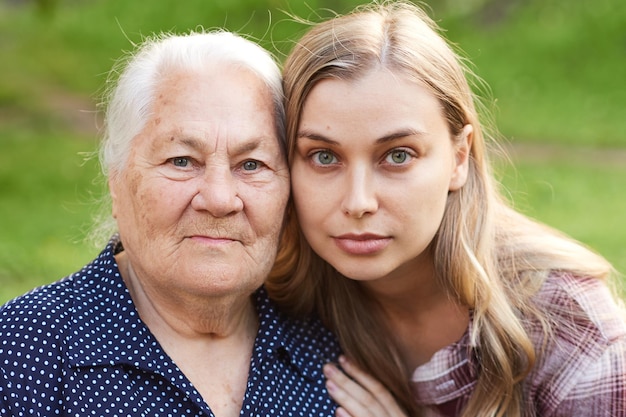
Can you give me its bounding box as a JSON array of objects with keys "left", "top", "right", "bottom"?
[{"left": 0, "top": 30, "right": 341, "bottom": 416}]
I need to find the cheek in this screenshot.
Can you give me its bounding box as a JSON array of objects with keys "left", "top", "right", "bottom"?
[
  {"left": 110, "top": 171, "right": 140, "bottom": 221},
  {"left": 290, "top": 167, "right": 323, "bottom": 218},
  {"left": 118, "top": 171, "right": 183, "bottom": 234},
  {"left": 248, "top": 180, "right": 290, "bottom": 236},
  {"left": 128, "top": 172, "right": 157, "bottom": 217},
  {"left": 291, "top": 186, "right": 322, "bottom": 225},
  {"left": 392, "top": 174, "right": 450, "bottom": 223}
]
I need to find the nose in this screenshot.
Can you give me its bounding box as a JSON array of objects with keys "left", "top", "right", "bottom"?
[
  {"left": 191, "top": 165, "right": 244, "bottom": 217},
  {"left": 341, "top": 166, "right": 378, "bottom": 218}
]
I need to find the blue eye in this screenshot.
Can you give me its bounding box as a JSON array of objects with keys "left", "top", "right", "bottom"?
[
  {"left": 171, "top": 157, "right": 190, "bottom": 167},
  {"left": 313, "top": 151, "right": 337, "bottom": 165},
  {"left": 242, "top": 160, "right": 259, "bottom": 171},
  {"left": 386, "top": 150, "right": 409, "bottom": 164}
]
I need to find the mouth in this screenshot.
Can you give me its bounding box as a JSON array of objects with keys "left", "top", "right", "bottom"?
[
  {"left": 332, "top": 233, "right": 391, "bottom": 255},
  {"left": 187, "top": 235, "right": 240, "bottom": 245}
]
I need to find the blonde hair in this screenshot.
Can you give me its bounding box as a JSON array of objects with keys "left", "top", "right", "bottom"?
[{"left": 268, "top": 1, "right": 616, "bottom": 416}]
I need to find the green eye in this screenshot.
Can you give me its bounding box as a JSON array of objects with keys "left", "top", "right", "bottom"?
[
  {"left": 315, "top": 151, "right": 336, "bottom": 165},
  {"left": 388, "top": 150, "right": 408, "bottom": 164}
]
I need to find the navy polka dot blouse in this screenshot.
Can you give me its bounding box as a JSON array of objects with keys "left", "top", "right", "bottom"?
[{"left": 0, "top": 237, "right": 342, "bottom": 416}]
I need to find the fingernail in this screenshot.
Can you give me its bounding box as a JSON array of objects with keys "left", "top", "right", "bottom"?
[
  {"left": 336, "top": 407, "right": 349, "bottom": 417},
  {"left": 323, "top": 363, "right": 336, "bottom": 377},
  {"left": 339, "top": 355, "right": 348, "bottom": 366},
  {"left": 326, "top": 379, "right": 337, "bottom": 394}
]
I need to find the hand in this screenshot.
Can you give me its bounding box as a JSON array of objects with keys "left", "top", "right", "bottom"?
[{"left": 324, "top": 355, "right": 409, "bottom": 417}]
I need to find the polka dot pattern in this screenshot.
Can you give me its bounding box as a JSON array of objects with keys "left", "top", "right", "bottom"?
[{"left": 0, "top": 237, "right": 342, "bottom": 416}]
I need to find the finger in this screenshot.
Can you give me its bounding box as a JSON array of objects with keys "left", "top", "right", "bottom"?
[
  {"left": 324, "top": 363, "right": 385, "bottom": 416},
  {"left": 336, "top": 406, "right": 353, "bottom": 417},
  {"left": 338, "top": 356, "right": 408, "bottom": 416}
]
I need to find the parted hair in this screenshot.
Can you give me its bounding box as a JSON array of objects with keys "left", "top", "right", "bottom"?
[{"left": 267, "top": 1, "right": 617, "bottom": 416}]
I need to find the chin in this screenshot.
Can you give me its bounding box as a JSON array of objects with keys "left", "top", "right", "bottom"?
[
  {"left": 192, "top": 281, "right": 260, "bottom": 299},
  {"left": 336, "top": 267, "right": 384, "bottom": 282}
]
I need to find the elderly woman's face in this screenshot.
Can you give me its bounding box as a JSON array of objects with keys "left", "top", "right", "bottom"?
[{"left": 109, "top": 66, "right": 289, "bottom": 299}]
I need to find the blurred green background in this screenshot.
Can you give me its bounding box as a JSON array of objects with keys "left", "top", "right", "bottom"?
[{"left": 1, "top": 0, "right": 625, "bottom": 303}]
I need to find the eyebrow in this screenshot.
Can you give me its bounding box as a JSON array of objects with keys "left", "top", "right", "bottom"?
[
  {"left": 297, "top": 128, "right": 425, "bottom": 145},
  {"left": 175, "top": 136, "right": 266, "bottom": 156},
  {"left": 178, "top": 136, "right": 205, "bottom": 150}
]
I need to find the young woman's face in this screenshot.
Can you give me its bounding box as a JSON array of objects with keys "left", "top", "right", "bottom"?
[{"left": 291, "top": 68, "right": 471, "bottom": 285}]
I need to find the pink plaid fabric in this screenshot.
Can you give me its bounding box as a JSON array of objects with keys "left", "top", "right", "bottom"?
[{"left": 411, "top": 273, "right": 626, "bottom": 416}]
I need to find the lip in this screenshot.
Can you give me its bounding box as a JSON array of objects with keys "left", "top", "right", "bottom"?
[
  {"left": 333, "top": 233, "right": 391, "bottom": 255},
  {"left": 188, "top": 235, "right": 238, "bottom": 245}
]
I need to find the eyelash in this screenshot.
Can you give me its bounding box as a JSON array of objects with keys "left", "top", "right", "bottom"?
[
  {"left": 240, "top": 160, "right": 264, "bottom": 171},
  {"left": 169, "top": 156, "right": 193, "bottom": 168},
  {"left": 309, "top": 150, "right": 338, "bottom": 166},
  {"left": 384, "top": 148, "right": 414, "bottom": 165}
]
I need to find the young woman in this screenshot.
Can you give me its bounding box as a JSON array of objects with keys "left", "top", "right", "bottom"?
[{"left": 268, "top": 1, "right": 626, "bottom": 416}]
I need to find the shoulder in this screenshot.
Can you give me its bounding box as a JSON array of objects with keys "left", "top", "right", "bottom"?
[
  {"left": 0, "top": 275, "right": 75, "bottom": 333},
  {"left": 0, "top": 240, "right": 122, "bottom": 347},
  {"left": 0, "top": 276, "right": 78, "bottom": 397},
  {"left": 525, "top": 273, "right": 626, "bottom": 414},
  {"left": 256, "top": 286, "right": 341, "bottom": 361},
  {"left": 285, "top": 310, "right": 342, "bottom": 358},
  {"left": 533, "top": 272, "right": 626, "bottom": 343},
  {"left": 249, "top": 287, "right": 341, "bottom": 413}
]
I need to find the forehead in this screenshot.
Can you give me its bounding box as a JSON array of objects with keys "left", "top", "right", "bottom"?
[
  {"left": 134, "top": 65, "right": 279, "bottom": 151},
  {"left": 156, "top": 65, "right": 273, "bottom": 120},
  {"left": 300, "top": 69, "right": 446, "bottom": 135},
  {"left": 308, "top": 68, "right": 438, "bottom": 104}
]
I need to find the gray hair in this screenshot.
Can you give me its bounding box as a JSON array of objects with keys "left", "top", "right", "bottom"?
[{"left": 92, "top": 30, "right": 284, "bottom": 245}]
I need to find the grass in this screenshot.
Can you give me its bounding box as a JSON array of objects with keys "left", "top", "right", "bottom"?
[
  {"left": 1, "top": 0, "right": 625, "bottom": 303},
  {"left": 497, "top": 150, "right": 626, "bottom": 276},
  {"left": 0, "top": 130, "right": 101, "bottom": 301},
  {"left": 435, "top": 0, "right": 626, "bottom": 147}
]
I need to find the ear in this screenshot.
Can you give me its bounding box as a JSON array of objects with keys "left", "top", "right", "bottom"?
[{"left": 449, "top": 124, "right": 473, "bottom": 192}]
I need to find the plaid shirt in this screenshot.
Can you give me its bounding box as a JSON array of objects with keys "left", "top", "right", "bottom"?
[{"left": 412, "top": 273, "right": 626, "bottom": 416}]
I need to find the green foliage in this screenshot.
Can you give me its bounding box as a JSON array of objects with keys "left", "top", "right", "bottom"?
[
  {"left": 3, "top": 0, "right": 624, "bottom": 145},
  {"left": 441, "top": 0, "right": 626, "bottom": 146},
  {"left": 0, "top": 130, "right": 101, "bottom": 301},
  {"left": 497, "top": 150, "right": 626, "bottom": 276},
  {"left": 0, "top": 0, "right": 624, "bottom": 302}
]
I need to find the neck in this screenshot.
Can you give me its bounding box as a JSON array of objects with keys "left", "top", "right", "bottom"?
[
  {"left": 117, "top": 251, "right": 259, "bottom": 338},
  {"left": 360, "top": 255, "right": 443, "bottom": 316},
  {"left": 115, "top": 252, "right": 259, "bottom": 417},
  {"left": 359, "top": 258, "right": 469, "bottom": 370}
]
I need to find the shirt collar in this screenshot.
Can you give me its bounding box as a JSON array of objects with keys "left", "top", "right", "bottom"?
[{"left": 252, "top": 287, "right": 339, "bottom": 382}]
